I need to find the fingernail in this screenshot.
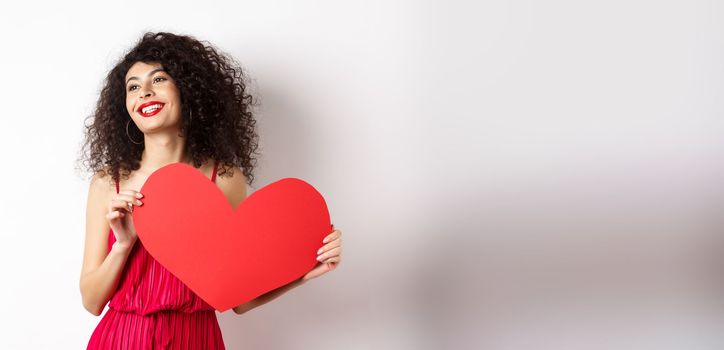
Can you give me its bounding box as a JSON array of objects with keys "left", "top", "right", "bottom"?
[
  {"left": 136, "top": 200, "right": 143, "bottom": 205},
  {"left": 323, "top": 237, "right": 328, "bottom": 243},
  {"left": 316, "top": 248, "right": 322, "bottom": 254},
  {"left": 317, "top": 255, "right": 323, "bottom": 261},
  {"left": 136, "top": 193, "right": 143, "bottom": 198}
]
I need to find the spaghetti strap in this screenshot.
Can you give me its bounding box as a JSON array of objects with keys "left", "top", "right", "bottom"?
[{"left": 211, "top": 160, "right": 219, "bottom": 183}]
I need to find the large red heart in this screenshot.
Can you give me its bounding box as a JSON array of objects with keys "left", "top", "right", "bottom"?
[{"left": 132, "top": 163, "right": 331, "bottom": 312}]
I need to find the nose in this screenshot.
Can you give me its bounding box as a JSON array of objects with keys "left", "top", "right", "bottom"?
[{"left": 138, "top": 85, "right": 155, "bottom": 99}]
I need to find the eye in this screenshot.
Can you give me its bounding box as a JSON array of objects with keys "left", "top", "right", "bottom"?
[{"left": 127, "top": 76, "right": 167, "bottom": 92}]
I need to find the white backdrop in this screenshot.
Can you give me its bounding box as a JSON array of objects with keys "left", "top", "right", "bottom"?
[{"left": 0, "top": 1, "right": 722, "bottom": 349}]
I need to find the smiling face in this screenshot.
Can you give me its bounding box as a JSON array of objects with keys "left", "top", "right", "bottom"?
[{"left": 125, "top": 61, "right": 183, "bottom": 135}]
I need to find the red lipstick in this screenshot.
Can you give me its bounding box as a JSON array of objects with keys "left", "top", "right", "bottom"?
[{"left": 137, "top": 101, "right": 165, "bottom": 118}]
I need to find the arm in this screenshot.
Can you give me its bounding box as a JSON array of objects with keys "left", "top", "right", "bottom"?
[
  {"left": 232, "top": 277, "right": 307, "bottom": 315},
  {"left": 79, "top": 173, "right": 133, "bottom": 316}
]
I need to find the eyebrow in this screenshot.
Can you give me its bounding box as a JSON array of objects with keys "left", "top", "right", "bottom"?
[{"left": 126, "top": 68, "right": 166, "bottom": 85}]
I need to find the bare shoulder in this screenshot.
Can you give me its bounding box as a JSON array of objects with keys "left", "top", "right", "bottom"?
[
  {"left": 86, "top": 167, "right": 114, "bottom": 230},
  {"left": 88, "top": 167, "right": 115, "bottom": 199},
  {"left": 215, "top": 164, "right": 248, "bottom": 209}
]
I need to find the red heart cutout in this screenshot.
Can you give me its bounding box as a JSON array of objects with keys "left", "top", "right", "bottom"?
[{"left": 133, "top": 163, "right": 331, "bottom": 312}]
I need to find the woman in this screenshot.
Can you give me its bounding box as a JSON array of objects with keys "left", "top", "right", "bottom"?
[{"left": 78, "top": 32, "right": 342, "bottom": 349}]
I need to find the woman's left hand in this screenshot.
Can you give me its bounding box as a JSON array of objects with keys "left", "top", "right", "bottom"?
[{"left": 302, "top": 225, "right": 342, "bottom": 282}]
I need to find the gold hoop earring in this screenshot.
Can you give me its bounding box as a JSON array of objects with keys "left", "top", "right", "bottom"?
[{"left": 126, "top": 119, "right": 143, "bottom": 145}]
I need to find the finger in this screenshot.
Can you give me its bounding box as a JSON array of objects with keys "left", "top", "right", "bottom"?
[
  {"left": 317, "top": 247, "right": 341, "bottom": 261},
  {"left": 316, "top": 240, "right": 341, "bottom": 254},
  {"left": 114, "top": 194, "right": 144, "bottom": 206},
  {"left": 109, "top": 199, "right": 134, "bottom": 213},
  {"left": 119, "top": 189, "right": 144, "bottom": 198},
  {"left": 110, "top": 196, "right": 143, "bottom": 210},
  {"left": 108, "top": 200, "right": 131, "bottom": 212},
  {"left": 322, "top": 230, "right": 341, "bottom": 243},
  {"left": 322, "top": 234, "right": 341, "bottom": 246},
  {"left": 321, "top": 256, "right": 340, "bottom": 264},
  {"left": 109, "top": 201, "right": 139, "bottom": 214}
]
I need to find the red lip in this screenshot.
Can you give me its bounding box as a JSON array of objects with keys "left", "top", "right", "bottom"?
[{"left": 137, "top": 101, "right": 165, "bottom": 117}]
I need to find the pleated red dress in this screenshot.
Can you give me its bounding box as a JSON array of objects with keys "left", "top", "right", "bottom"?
[{"left": 87, "top": 161, "right": 226, "bottom": 349}]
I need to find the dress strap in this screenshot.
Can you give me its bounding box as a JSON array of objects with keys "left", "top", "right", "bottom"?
[{"left": 211, "top": 160, "right": 219, "bottom": 183}]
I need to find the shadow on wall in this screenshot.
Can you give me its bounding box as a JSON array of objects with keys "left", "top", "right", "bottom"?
[
  {"left": 408, "top": 187, "right": 724, "bottom": 349},
  {"left": 245, "top": 84, "right": 320, "bottom": 191}
]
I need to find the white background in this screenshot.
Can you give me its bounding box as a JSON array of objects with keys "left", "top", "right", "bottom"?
[{"left": 0, "top": 1, "right": 722, "bottom": 349}]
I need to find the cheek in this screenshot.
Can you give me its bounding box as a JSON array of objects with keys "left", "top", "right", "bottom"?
[
  {"left": 167, "top": 84, "right": 181, "bottom": 102},
  {"left": 126, "top": 102, "right": 135, "bottom": 116}
]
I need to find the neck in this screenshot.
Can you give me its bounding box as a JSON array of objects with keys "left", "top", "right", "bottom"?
[{"left": 139, "top": 130, "right": 192, "bottom": 173}]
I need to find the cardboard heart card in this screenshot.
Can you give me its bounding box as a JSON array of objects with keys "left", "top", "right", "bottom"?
[{"left": 132, "top": 162, "right": 331, "bottom": 311}]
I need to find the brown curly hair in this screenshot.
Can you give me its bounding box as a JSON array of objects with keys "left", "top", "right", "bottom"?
[{"left": 78, "top": 31, "right": 260, "bottom": 186}]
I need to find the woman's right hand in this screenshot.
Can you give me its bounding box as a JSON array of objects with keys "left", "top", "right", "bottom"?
[{"left": 107, "top": 189, "right": 144, "bottom": 249}]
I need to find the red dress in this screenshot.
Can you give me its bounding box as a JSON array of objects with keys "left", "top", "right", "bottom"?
[{"left": 87, "top": 161, "right": 226, "bottom": 349}]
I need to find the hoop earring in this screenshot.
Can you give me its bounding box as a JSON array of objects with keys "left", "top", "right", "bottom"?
[{"left": 126, "top": 119, "right": 144, "bottom": 145}]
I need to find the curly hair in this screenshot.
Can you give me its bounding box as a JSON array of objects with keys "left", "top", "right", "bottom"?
[{"left": 78, "top": 31, "right": 260, "bottom": 186}]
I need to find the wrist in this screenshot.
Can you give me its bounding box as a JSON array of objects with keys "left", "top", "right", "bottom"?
[{"left": 112, "top": 239, "right": 135, "bottom": 253}]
